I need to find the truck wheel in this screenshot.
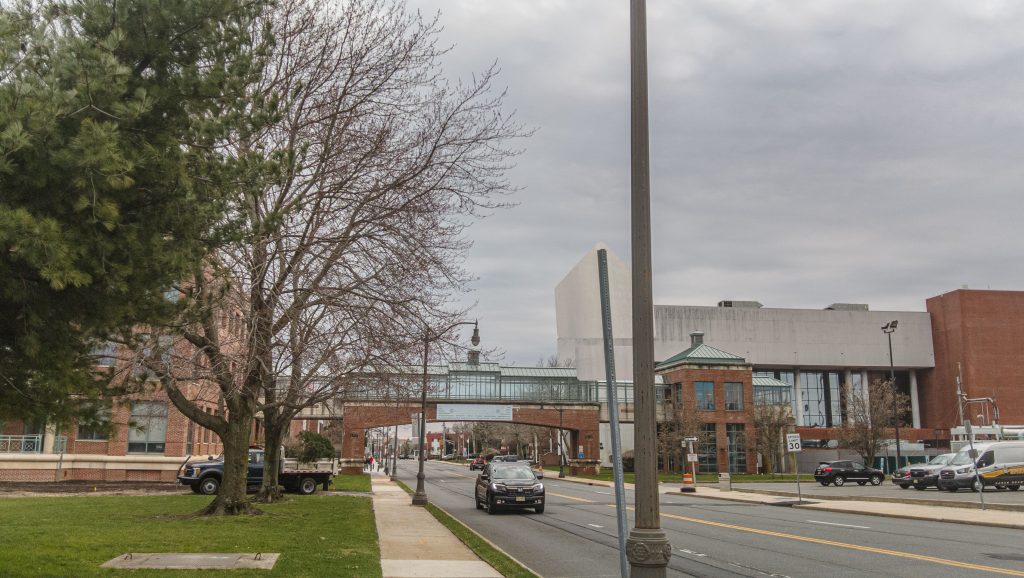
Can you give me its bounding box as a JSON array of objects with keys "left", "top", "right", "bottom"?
[
  {"left": 972, "top": 478, "right": 984, "bottom": 493},
  {"left": 913, "top": 483, "right": 927, "bottom": 491},
  {"left": 870, "top": 475, "right": 883, "bottom": 486},
  {"left": 299, "top": 477, "right": 318, "bottom": 495},
  {"left": 535, "top": 503, "right": 545, "bottom": 514},
  {"left": 833, "top": 476, "right": 845, "bottom": 487},
  {"left": 199, "top": 476, "right": 220, "bottom": 496}
]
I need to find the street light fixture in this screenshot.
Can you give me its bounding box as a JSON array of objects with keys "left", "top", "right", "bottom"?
[
  {"left": 882, "top": 320, "right": 900, "bottom": 470},
  {"left": 412, "top": 320, "right": 480, "bottom": 507}
]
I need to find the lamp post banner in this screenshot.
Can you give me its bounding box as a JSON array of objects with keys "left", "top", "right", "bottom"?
[{"left": 436, "top": 404, "right": 512, "bottom": 422}]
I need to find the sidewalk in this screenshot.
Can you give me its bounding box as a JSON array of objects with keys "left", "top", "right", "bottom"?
[
  {"left": 551, "top": 473, "right": 1024, "bottom": 530},
  {"left": 369, "top": 471, "right": 501, "bottom": 578}
]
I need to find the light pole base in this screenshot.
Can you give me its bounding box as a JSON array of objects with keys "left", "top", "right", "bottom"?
[
  {"left": 412, "top": 472, "right": 428, "bottom": 506},
  {"left": 626, "top": 528, "right": 671, "bottom": 577}
]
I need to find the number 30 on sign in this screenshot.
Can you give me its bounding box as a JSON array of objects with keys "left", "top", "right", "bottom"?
[{"left": 786, "top": 434, "right": 802, "bottom": 453}]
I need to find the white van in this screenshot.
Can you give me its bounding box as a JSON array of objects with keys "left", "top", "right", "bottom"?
[{"left": 936, "top": 441, "right": 1024, "bottom": 492}]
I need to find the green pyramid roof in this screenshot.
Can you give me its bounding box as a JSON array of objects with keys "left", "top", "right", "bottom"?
[{"left": 655, "top": 342, "right": 746, "bottom": 371}]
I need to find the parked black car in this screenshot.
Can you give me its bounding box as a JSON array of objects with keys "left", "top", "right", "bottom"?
[
  {"left": 813, "top": 460, "right": 884, "bottom": 486},
  {"left": 475, "top": 463, "right": 545, "bottom": 514}
]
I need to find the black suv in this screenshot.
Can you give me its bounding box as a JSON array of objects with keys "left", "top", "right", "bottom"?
[
  {"left": 475, "top": 462, "right": 545, "bottom": 514},
  {"left": 813, "top": 460, "right": 884, "bottom": 486}
]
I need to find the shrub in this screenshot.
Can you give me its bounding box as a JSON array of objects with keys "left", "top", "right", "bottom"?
[
  {"left": 297, "top": 431, "right": 335, "bottom": 463},
  {"left": 621, "top": 450, "right": 635, "bottom": 472}
]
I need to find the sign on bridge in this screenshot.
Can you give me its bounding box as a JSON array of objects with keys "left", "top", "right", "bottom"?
[{"left": 436, "top": 404, "right": 513, "bottom": 422}]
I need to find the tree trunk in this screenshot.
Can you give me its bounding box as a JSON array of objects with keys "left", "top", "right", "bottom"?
[
  {"left": 197, "top": 414, "right": 259, "bottom": 516},
  {"left": 256, "top": 417, "right": 287, "bottom": 503}
]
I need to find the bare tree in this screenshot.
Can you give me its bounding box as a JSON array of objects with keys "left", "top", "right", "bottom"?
[
  {"left": 134, "top": 0, "right": 524, "bottom": 513},
  {"left": 657, "top": 407, "right": 704, "bottom": 473},
  {"left": 748, "top": 402, "right": 792, "bottom": 475},
  {"left": 838, "top": 378, "right": 911, "bottom": 468}
]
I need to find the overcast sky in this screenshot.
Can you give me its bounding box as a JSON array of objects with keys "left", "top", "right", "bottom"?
[{"left": 406, "top": 0, "right": 1024, "bottom": 366}]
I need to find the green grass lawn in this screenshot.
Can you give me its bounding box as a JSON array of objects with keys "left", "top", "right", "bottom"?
[
  {"left": 0, "top": 495, "right": 379, "bottom": 578},
  {"left": 332, "top": 473, "right": 372, "bottom": 492}
]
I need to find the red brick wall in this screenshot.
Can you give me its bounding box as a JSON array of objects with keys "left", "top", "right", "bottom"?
[
  {"left": 926, "top": 289, "right": 1024, "bottom": 427},
  {"left": 659, "top": 364, "right": 756, "bottom": 474}
]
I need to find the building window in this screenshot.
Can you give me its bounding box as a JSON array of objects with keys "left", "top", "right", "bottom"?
[
  {"left": 724, "top": 383, "right": 743, "bottom": 411},
  {"left": 128, "top": 401, "right": 168, "bottom": 454},
  {"left": 695, "top": 382, "right": 715, "bottom": 411},
  {"left": 799, "top": 371, "right": 843, "bottom": 427},
  {"left": 76, "top": 405, "right": 111, "bottom": 441},
  {"left": 754, "top": 386, "right": 791, "bottom": 406},
  {"left": 92, "top": 342, "right": 117, "bottom": 367},
  {"left": 727, "top": 423, "right": 746, "bottom": 473},
  {"left": 698, "top": 423, "right": 717, "bottom": 473},
  {"left": 655, "top": 385, "right": 668, "bottom": 403}
]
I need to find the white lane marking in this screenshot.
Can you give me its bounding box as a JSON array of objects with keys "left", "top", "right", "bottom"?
[
  {"left": 806, "top": 520, "right": 870, "bottom": 529},
  {"left": 588, "top": 523, "right": 604, "bottom": 528},
  {"left": 594, "top": 490, "right": 611, "bottom": 494},
  {"left": 678, "top": 549, "right": 707, "bottom": 557}
]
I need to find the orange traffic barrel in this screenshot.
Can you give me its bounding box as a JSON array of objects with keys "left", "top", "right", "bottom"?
[{"left": 681, "top": 472, "right": 696, "bottom": 493}]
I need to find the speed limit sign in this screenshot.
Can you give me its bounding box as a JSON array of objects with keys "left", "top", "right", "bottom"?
[{"left": 786, "top": 433, "right": 802, "bottom": 453}]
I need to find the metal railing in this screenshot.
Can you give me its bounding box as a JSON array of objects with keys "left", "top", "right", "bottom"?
[{"left": 0, "top": 434, "right": 43, "bottom": 453}]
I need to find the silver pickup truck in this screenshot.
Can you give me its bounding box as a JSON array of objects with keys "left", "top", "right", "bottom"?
[{"left": 891, "top": 453, "right": 955, "bottom": 490}]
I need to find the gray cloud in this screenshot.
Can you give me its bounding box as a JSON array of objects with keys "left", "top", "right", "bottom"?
[{"left": 408, "top": 0, "right": 1024, "bottom": 364}]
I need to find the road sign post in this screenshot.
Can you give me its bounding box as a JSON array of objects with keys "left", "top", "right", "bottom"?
[
  {"left": 786, "top": 433, "right": 803, "bottom": 503},
  {"left": 683, "top": 437, "right": 699, "bottom": 489}
]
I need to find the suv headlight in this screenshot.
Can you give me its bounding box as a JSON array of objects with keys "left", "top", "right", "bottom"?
[
  {"left": 532, "top": 483, "right": 544, "bottom": 492},
  {"left": 956, "top": 467, "right": 972, "bottom": 474},
  {"left": 490, "top": 483, "right": 507, "bottom": 493}
]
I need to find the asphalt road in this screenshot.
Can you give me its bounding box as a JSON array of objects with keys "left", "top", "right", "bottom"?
[
  {"left": 394, "top": 461, "right": 1024, "bottom": 578},
  {"left": 731, "top": 481, "right": 1024, "bottom": 507}
]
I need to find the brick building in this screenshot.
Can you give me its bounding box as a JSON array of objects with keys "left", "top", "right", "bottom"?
[{"left": 655, "top": 331, "right": 758, "bottom": 474}]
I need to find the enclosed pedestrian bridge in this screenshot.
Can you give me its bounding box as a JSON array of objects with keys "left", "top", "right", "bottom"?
[{"left": 295, "top": 361, "right": 623, "bottom": 474}]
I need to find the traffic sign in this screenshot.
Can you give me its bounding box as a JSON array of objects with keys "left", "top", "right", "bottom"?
[
  {"left": 686, "top": 453, "right": 699, "bottom": 462},
  {"left": 786, "top": 433, "right": 802, "bottom": 453}
]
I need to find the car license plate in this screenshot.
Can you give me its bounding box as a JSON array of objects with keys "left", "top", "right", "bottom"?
[{"left": 516, "top": 496, "right": 525, "bottom": 502}]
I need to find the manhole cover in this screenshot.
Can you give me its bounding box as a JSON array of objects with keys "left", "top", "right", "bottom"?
[{"left": 984, "top": 553, "right": 1024, "bottom": 562}]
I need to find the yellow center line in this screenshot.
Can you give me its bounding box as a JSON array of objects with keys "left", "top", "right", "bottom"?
[
  {"left": 549, "top": 492, "right": 597, "bottom": 503},
  {"left": 611, "top": 505, "right": 1024, "bottom": 576}
]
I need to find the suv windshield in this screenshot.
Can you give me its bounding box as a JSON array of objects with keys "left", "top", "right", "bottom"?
[
  {"left": 491, "top": 465, "right": 535, "bottom": 480},
  {"left": 929, "top": 453, "right": 954, "bottom": 465}
]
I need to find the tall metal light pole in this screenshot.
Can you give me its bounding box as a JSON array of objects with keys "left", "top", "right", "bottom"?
[
  {"left": 627, "top": 0, "right": 671, "bottom": 574},
  {"left": 412, "top": 320, "right": 480, "bottom": 507},
  {"left": 882, "top": 320, "right": 900, "bottom": 469}
]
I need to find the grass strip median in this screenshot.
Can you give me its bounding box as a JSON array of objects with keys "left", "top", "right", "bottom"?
[
  {"left": 0, "top": 494, "right": 379, "bottom": 577},
  {"left": 393, "top": 480, "right": 539, "bottom": 578}
]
